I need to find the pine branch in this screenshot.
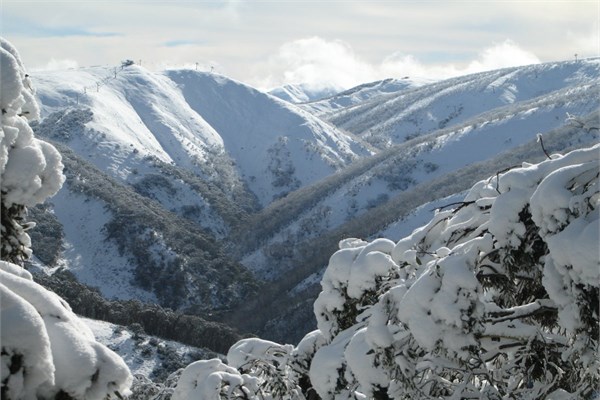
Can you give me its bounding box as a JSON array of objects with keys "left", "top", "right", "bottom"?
[{"left": 485, "top": 299, "right": 557, "bottom": 324}]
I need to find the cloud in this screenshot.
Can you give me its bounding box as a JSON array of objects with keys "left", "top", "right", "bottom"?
[
  {"left": 253, "top": 37, "right": 377, "bottom": 91},
  {"left": 465, "top": 39, "right": 540, "bottom": 73},
  {"left": 32, "top": 58, "right": 79, "bottom": 71},
  {"left": 253, "top": 37, "right": 541, "bottom": 90},
  {"left": 4, "top": 15, "right": 120, "bottom": 38},
  {"left": 47, "top": 28, "right": 119, "bottom": 38},
  {"left": 163, "top": 39, "right": 205, "bottom": 48},
  {"left": 381, "top": 40, "right": 541, "bottom": 79}
]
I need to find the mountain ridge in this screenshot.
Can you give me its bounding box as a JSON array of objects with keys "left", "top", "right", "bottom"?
[{"left": 27, "top": 58, "right": 600, "bottom": 347}]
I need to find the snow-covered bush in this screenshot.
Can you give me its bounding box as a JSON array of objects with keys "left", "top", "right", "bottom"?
[
  {"left": 170, "top": 338, "right": 312, "bottom": 399},
  {"left": 172, "top": 358, "right": 261, "bottom": 399},
  {"left": 0, "top": 37, "right": 133, "bottom": 399},
  {"left": 173, "top": 143, "right": 598, "bottom": 399},
  {"left": 0, "top": 38, "right": 64, "bottom": 263},
  {"left": 308, "top": 144, "right": 599, "bottom": 399}
]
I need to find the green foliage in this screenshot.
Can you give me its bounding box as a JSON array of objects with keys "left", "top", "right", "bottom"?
[
  {"left": 30, "top": 108, "right": 94, "bottom": 142},
  {"left": 373, "top": 158, "right": 419, "bottom": 191},
  {"left": 267, "top": 138, "right": 301, "bottom": 197},
  {"left": 0, "top": 200, "right": 31, "bottom": 264},
  {"left": 28, "top": 203, "right": 64, "bottom": 267},
  {"left": 140, "top": 155, "right": 259, "bottom": 222}
]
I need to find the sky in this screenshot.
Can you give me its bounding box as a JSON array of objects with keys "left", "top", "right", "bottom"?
[{"left": 1, "top": 0, "right": 599, "bottom": 90}]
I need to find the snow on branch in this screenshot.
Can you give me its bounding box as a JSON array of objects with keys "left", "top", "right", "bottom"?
[
  {"left": 1, "top": 38, "right": 65, "bottom": 264},
  {"left": 0, "top": 38, "right": 64, "bottom": 209}
]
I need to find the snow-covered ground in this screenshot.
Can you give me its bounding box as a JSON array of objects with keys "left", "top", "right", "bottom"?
[
  {"left": 43, "top": 188, "right": 157, "bottom": 302},
  {"left": 83, "top": 318, "right": 212, "bottom": 380}
]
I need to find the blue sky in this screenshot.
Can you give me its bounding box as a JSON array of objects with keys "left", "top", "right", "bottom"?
[{"left": 2, "top": 0, "right": 598, "bottom": 89}]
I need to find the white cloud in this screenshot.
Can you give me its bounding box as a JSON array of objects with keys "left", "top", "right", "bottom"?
[
  {"left": 4, "top": 1, "right": 596, "bottom": 87},
  {"left": 253, "top": 37, "right": 542, "bottom": 90},
  {"left": 465, "top": 39, "right": 540, "bottom": 74},
  {"left": 32, "top": 58, "right": 79, "bottom": 71},
  {"left": 253, "top": 37, "right": 375, "bottom": 91}
]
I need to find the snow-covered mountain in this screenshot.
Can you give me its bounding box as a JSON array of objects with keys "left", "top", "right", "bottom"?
[
  {"left": 5, "top": 32, "right": 598, "bottom": 398},
  {"left": 28, "top": 65, "right": 372, "bottom": 313},
  {"left": 225, "top": 111, "right": 600, "bottom": 342},
  {"left": 170, "top": 143, "right": 599, "bottom": 400},
  {"left": 299, "top": 76, "right": 431, "bottom": 116},
  {"left": 33, "top": 66, "right": 371, "bottom": 207},
  {"left": 27, "top": 58, "right": 600, "bottom": 345},
  {"left": 325, "top": 59, "right": 600, "bottom": 148},
  {"left": 29, "top": 141, "right": 257, "bottom": 313},
  {"left": 268, "top": 82, "right": 342, "bottom": 104},
  {"left": 165, "top": 70, "right": 373, "bottom": 204},
  {"left": 236, "top": 65, "right": 600, "bottom": 280}
]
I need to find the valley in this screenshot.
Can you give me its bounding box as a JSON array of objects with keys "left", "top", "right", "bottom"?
[{"left": 26, "top": 56, "right": 599, "bottom": 364}]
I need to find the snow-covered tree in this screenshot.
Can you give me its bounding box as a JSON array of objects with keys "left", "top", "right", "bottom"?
[
  {"left": 1, "top": 37, "right": 132, "bottom": 399},
  {"left": 309, "top": 144, "right": 598, "bottom": 399},
  {"left": 170, "top": 338, "right": 314, "bottom": 399},
  {"left": 0, "top": 38, "right": 63, "bottom": 263},
  {"left": 172, "top": 143, "right": 598, "bottom": 399}
]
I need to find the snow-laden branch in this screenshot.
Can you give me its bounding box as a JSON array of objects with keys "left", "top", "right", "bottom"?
[{"left": 485, "top": 299, "right": 557, "bottom": 324}]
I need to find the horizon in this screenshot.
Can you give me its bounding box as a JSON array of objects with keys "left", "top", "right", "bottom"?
[{"left": 2, "top": 0, "right": 599, "bottom": 90}]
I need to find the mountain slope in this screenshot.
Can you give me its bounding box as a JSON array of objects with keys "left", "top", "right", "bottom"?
[
  {"left": 216, "top": 60, "right": 600, "bottom": 341},
  {"left": 268, "top": 83, "right": 341, "bottom": 104},
  {"left": 299, "top": 77, "right": 430, "bottom": 116},
  {"left": 234, "top": 78, "right": 600, "bottom": 279},
  {"left": 227, "top": 111, "right": 599, "bottom": 342},
  {"left": 166, "top": 70, "right": 373, "bottom": 204},
  {"left": 34, "top": 66, "right": 222, "bottom": 176},
  {"left": 26, "top": 65, "right": 372, "bottom": 329},
  {"left": 32, "top": 66, "right": 372, "bottom": 208},
  {"left": 325, "top": 59, "right": 600, "bottom": 148},
  {"left": 30, "top": 138, "right": 258, "bottom": 314},
  {"left": 182, "top": 143, "right": 599, "bottom": 400}
]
